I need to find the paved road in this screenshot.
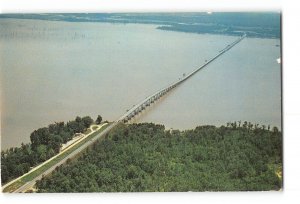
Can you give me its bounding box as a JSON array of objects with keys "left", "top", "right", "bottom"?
[
  {"left": 13, "top": 122, "right": 118, "bottom": 193},
  {"left": 2, "top": 124, "right": 106, "bottom": 191}
]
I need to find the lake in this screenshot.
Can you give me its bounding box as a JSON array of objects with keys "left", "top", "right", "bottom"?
[{"left": 0, "top": 19, "right": 281, "bottom": 150}]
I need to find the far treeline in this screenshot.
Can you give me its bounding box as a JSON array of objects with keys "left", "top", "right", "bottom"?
[
  {"left": 1, "top": 115, "right": 103, "bottom": 185},
  {"left": 0, "top": 13, "right": 280, "bottom": 38},
  {"left": 36, "top": 121, "right": 282, "bottom": 192}
]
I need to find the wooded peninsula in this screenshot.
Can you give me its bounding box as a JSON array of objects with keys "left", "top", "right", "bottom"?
[{"left": 30, "top": 121, "right": 282, "bottom": 192}]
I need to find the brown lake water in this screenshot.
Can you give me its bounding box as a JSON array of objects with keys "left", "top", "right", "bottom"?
[{"left": 0, "top": 19, "right": 281, "bottom": 150}]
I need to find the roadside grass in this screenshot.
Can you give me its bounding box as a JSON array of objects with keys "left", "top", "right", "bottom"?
[
  {"left": 2, "top": 180, "right": 24, "bottom": 193},
  {"left": 84, "top": 128, "right": 92, "bottom": 135},
  {"left": 3, "top": 123, "right": 110, "bottom": 193}
]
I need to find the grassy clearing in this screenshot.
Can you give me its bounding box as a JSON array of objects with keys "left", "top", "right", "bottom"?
[{"left": 3, "top": 123, "right": 110, "bottom": 193}]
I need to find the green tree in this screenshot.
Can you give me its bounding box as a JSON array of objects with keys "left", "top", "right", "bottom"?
[
  {"left": 37, "top": 145, "right": 48, "bottom": 162},
  {"left": 82, "top": 116, "right": 94, "bottom": 128},
  {"left": 96, "top": 115, "right": 102, "bottom": 124}
]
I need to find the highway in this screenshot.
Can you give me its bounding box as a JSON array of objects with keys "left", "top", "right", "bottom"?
[
  {"left": 9, "top": 33, "right": 246, "bottom": 193},
  {"left": 13, "top": 123, "right": 117, "bottom": 193}
]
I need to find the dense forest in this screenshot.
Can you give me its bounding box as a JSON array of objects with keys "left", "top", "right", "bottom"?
[
  {"left": 1, "top": 116, "right": 96, "bottom": 185},
  {"left": 36, "top": 122, "right": 282, "bottom": 192}
]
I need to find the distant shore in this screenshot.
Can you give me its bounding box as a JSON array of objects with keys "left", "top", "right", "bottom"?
[{"left": 0, "top": 13, "right": 281, "bottom": 39}]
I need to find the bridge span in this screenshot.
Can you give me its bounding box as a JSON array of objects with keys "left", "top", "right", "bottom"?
[{"left": 118, "top": 33, "right": 246, "bottom": 123}]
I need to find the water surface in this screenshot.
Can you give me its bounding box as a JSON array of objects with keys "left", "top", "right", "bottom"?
[{"left": 0, "top": 19, "right": 281, "bottom": 150}]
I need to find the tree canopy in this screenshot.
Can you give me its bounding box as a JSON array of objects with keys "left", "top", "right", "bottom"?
[
  {"left": 1, "top": 116, "right": 95, "bottom": 185},
  {"left": 96, "top": 115, "right": 102, "bottom": 125},
  {"left": 36, "top": 122, "right": 282, "bottom": 192}
]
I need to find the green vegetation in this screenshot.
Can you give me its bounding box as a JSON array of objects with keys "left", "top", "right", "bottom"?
[
  {"left": 1, "top": 116, "right": 95, "bottom": 185},
  {"left": 96, "top": 115, "right": 102, "bottom": 125},
  {"left": 36, "top": 122, "right": 282, "bottom": 192},
  {"left": 3, "top": 122, "right": 109, "bottom": 193},
  {"left": 1, "top": 180, "right": 24, "bottom": 193}
]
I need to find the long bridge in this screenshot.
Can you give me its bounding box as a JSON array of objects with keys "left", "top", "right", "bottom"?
[
  {"left": 7, "top": 33, "right": 246, "bottom": 193},
  {"left": 118, "top": 33, "right": 246, "bottom": 123}
]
